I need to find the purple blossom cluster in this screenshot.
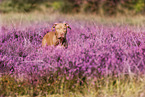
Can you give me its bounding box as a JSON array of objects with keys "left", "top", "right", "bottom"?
[{"left": 0, "top": 21, "right": 145, "bottom": 81}]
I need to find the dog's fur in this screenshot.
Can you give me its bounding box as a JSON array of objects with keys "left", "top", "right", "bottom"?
[{"left": 42, "top": 23, "right": 71, "bottom": 48}]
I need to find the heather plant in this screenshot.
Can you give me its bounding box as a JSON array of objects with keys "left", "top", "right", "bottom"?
[
  {"left": 0, "top": 19, "right": 145, "bottom": 96},
  {"left": 1, "top": 21, "right": 145, "bottom": 77}
]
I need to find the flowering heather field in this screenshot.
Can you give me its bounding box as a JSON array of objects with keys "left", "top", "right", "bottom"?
[{"left": 0, "top": 15, "right": 145, "bottom": 96}]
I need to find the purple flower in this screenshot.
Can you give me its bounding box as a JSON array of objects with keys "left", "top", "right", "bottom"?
[{"left": 0, "top": 21, "right": 145, "bottom": 81}]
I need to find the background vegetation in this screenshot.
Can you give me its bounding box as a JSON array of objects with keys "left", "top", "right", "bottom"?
[{"left": 0, "top": 0, "right": 145, "bottom": 15}]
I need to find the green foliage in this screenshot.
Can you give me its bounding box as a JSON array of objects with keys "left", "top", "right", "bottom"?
[
  {"left": 0, "top": 0, "right": 46, "bottom": 12},
  {"left": 0, "top": 0, "right": 14, "bottom": 13},
  {"left": 0, "top": 0, "right": 144, "bottom": 15},
  {"left": 51, "top": 1, "right": 79, "bottom": 13},
  {"left": 64, "top": 0, "right": 145, "bottom": 15},
  {"left": 52, "top": 1, "right": 64, "bottom": 11},
  {"left": 82, "top": 1, "right": 99, "bottom": 13},
  {"left": 60, "top": 1, "right": 74, "bottom": 13},
  {"left": 134, "top": 0, "right": 144, "bottom": 13}
]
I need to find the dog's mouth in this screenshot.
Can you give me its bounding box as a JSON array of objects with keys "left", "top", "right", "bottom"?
[
  {"left": 58, "top": 37, "right": 65, "bottom": 39},
  {"left": 58, "top": 37, "right": 65, "bottom": 43}
]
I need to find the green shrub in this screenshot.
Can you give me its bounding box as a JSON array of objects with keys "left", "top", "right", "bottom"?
[
  {"left": 0, "top": 0, "right": 14, "bottom": 13},
  {"left": 134, "top": 0, "right": 144, "bottom": 13},
  {"left": 0, "top": 0, "right": 46, "bottom": 13},
  {"left": 52, "top": 1, "right": 64, "bottom": 11},
  {"left": 51, "top": 1, "right": 78, "bottom": 13},
  {"left": 82, "top": 1, "right": 99, "bottom": 14},
  {"left": 64, "top": 0, "right": 145, "bottom": 15},
  {"left": 0, "top": 0, "right": 144, "bottom": 15},
  {"left": 60, "top": 1, "right": 74, "bottom": 13}
]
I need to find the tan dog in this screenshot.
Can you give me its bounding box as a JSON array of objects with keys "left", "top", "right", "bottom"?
[{"left": 42, "top": 23, "right": 71, "bottom": 48}]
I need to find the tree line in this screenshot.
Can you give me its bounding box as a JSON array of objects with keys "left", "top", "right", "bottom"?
[{"left": 0, "top": 0, "right": 144, "bottom": 15}]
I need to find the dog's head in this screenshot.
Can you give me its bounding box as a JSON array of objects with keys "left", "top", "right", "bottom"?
[{"left": 51, "top": 23, "right": 71, "bottom": 39}]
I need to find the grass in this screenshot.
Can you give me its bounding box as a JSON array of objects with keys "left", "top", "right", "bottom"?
[
  {"left": 1, "top": 12, "right": 145, "bottom": 97},
  {"left": 1, "top": 75, "right": 145, "bottom": 97},
  {"left": 1, "top": 12, "right": 145, "bottom": 27}
]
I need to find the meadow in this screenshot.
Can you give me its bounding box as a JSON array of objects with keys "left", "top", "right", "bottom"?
[{"left": 0, "top": 13, "right": 145, "bottom": 97}]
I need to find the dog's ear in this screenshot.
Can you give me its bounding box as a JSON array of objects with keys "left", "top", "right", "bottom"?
[
  {"left": 65, "top": 23, "right": 71, "bottom": 30},
  {"left": 51, "top": 23, "right": 57, "bottom": 31}
]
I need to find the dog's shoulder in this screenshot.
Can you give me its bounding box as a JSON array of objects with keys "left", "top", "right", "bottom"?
[{"left": 44, "top": 31, "right": 54, "bottom": 37}]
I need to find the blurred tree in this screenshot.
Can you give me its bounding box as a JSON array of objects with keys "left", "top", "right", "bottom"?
[
  {"left": 134, "top": 0, "right": 144, "bottom": 13},
  {"left": 0, "top": 0, "right": 144, "bottom": 15},
  {"left": 0, "top": 0, "right": 50, "bottom": 12},
  {"left": 66, "top": 0, "right": 145, "bottom": 15}
]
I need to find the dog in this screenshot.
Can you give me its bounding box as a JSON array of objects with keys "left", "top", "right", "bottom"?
[{"left": 42, "top": 23, "right": 71, "bottom": 48}]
